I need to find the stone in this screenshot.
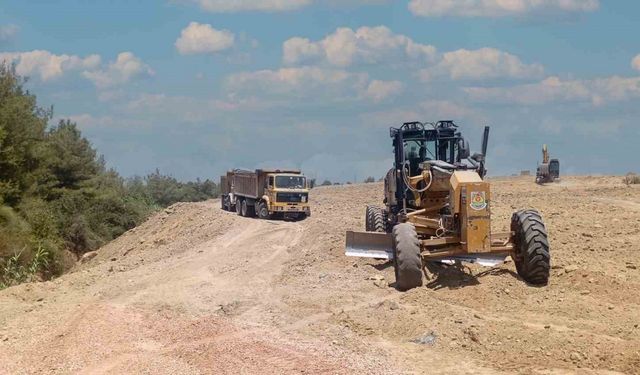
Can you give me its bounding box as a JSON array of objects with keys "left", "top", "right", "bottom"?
[
  {"left": 564, "top": 265, "right": 579, "bottom": 273},
  {"left": 411, "top": 331, "right": 437, "bottom": 346},
  {"left": 80, "top": 251, "right": 98, "bottom": 263}
]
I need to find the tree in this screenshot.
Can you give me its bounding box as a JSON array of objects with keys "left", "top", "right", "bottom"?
[
  {"left": 35, "top": 120, "right": 102, "bottom": 199},
  {"left": 364, "top": 176, "right": 375, "bottom": 183},
  {"left": 0, "top": 63, "right": 50, "bottom": 206},
  {"left": 321, "top": 179, "right": 332, "bottom": 186}
]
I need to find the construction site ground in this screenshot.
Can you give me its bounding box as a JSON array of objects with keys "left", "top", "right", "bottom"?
[{"left": 1, "top": 176, "right": 639, "bottom": 374}]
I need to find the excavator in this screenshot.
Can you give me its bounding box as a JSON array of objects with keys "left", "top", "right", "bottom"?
[
  {"left": 346, "top": 121, "right": 550, "bottom": 290},
  {"left": 535, "top": 144, "right": 560, "bottom": 184}
]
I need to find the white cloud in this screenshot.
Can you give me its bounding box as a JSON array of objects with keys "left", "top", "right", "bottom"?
[
  {"left": 126, "top": 93, "right": 270, "bottom": 123},
  {"left": 0, "top": 24, "right": 18, "bottom": 41},
  {"left": 82, "top": 52, "right": 154, "bottom": 89},
  {"left": 182, "top": 0, "right": 311, "bottom": 12},
  {"left": 227, "top": 66, "right": 404, "bottom": 103},
  {"left": 0, "top": 50, "right": 100, "bottom": 81},
  {"left": 175, "top": 22, "right": 235, "bottom": 55},
  {"left": 283, "top": 26, "right": 436, "bottom": 67},
  {"left": 419, "top": 100, "right": 484, "bottom": 121},
  {"left": 227, "top": 66, "right": 367, "bottom": 95},
  {"left": 283, "top": 37, "right": 323, "bottom": 65},
  {"left": 360, "top": 100, "right": 484, "bottom": 126},
  {"left": 421, "top": 47, "right": 544, "bottom": 81},
  {"left": 182, "top": 0, "right": 387, "bottom": 12},
  {"left": 362, "top": 80, "right": 404, "bottom": 102},
  {"left": 408, "top": 0, "right": 599, "bottom": 17},
  {"left": 59, "top": 113, "right": 150, "bottom": 130},
  {"left": 632, "top": 54, "right": 640, "bottom": 72},
  {"left": 464, "top": 75, "right": 640, "bottom": 106}
]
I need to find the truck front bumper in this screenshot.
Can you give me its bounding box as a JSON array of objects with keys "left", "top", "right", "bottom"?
[{"left": 270, "top": 204, "right": 311, "bottom": 216}]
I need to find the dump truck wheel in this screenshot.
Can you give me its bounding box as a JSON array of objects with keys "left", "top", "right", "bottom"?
[
  {"left": 236, "top": 198, "right": 243, "bottom": 216},
  {"left": 511, "top": 209, "right": 550, "bottom": 285},
  {"left": 241, "top": 200, "right": 255, "bottom": 217},
  {"left": 257, "top": 201, "right": 270, "bottom": 219},
  {"left": 392, "top": 223, "right": 423, "bottom": 291},
  {"left": 243, "top": 200, "right": 256, "bottom": 217},
  {"left": 222, "top": 195, "right": 231, "bottom": 211}
]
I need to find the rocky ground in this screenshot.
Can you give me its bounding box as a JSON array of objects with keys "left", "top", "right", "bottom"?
[{"left": 1, "top": 176, "right": 639, "bottom": 374}]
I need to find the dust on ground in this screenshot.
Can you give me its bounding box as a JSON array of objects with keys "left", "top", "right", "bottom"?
[{"left": 1, "top": 176, "right": 639, "bottom": 374}]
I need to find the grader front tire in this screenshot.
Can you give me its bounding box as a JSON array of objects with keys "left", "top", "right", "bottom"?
[
  {"left": 392, "top": 223, "right": 423, "bottom": 291},
  {"left": 511, "top": 209, "right": 550, "bottom": 285}
]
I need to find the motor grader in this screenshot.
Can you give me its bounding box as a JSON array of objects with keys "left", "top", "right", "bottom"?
[{"left": 346, "top": 121, "right": 550, "bottom": 290}]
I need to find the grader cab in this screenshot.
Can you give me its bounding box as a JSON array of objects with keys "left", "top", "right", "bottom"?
[{"left": 346, "top": 121, "right": 550, "bottom": 290}]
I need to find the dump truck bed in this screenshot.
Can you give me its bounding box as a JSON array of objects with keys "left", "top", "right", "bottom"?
[{"left": 222, "top": 169, "right": 303, "bottom": 199}]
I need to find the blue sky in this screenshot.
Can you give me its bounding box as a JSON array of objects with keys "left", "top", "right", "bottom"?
[{"left": 1, "top": 0, "right": 639, "bottom": 182}]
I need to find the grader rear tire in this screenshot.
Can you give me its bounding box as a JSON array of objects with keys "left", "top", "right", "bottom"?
[
  {"left": 365, "top": 206, "right": 386, "bottom": 232},
  {"left": 392, "top": 223, "right": 423, "bottom": 291},
  {"left": 365, "top": 206, "right": 373, "bottom": 231},
  {"left": 511, "top": 209, "right": 550, "bottom": 285}
]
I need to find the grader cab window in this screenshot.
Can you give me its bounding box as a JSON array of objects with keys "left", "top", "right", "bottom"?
[{"left": 404, "top": 139, "right": 436, "bottom": 175}]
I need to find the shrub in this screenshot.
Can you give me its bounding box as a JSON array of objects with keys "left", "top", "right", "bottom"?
[{"left": 623, "top": 173, "right": 640, "bottom": 185}]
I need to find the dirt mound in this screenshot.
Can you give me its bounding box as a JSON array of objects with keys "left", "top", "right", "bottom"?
[{"left": 1, "top": 176, "right": 639, "bottom": 374}]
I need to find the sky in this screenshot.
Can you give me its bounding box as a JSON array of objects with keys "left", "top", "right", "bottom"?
[{"left": 1, "top": 0, "right": 639, "bottom": 182}]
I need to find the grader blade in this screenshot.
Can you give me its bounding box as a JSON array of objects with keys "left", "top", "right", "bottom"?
[
  {"left": 345, "top": 231, "right": 394, "bottom": 260},
  {"left": 437, "top": 254, "right": 508, "bottom": 267}
]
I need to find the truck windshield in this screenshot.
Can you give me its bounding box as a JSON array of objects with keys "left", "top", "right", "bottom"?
[{"left": 275, "top": 176, "right": 306, "bottom": 189}]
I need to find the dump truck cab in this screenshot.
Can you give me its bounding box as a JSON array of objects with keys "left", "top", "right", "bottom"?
[{"left": 263, "top": 172, "right": 311, "bottom": 218}]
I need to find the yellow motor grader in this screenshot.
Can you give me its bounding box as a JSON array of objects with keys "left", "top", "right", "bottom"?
[{"left": 346, "top": 121, "right": 550, "bottom": 290}]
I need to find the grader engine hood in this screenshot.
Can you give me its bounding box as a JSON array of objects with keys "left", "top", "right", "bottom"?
[{"left": 450, "top": 171, "right": 491, "bottom": 253}]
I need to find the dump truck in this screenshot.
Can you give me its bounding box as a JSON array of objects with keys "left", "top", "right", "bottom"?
[
  {"left": 345, "top": 121, "right": 550, "bottom": 290},
  {"left": 536, "top": 144, "right": 560, "bottom": 184},
  {"left": 220, "top": 169, "right": 311, "bottom": 220}
]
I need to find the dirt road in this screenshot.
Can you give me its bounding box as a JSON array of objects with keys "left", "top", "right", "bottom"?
[{"left": 1, "top": 176, "right": 639, "bottom": 374}]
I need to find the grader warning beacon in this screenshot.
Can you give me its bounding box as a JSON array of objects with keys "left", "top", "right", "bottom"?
[{"left": 345, "top": 121, "right": 550, "bottom": 290}]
